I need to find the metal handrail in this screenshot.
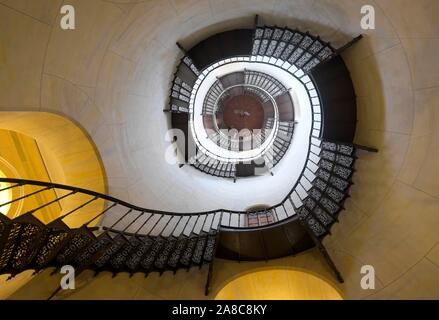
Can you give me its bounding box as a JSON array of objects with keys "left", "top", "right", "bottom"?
[
  {"left": 189, "top": 58, "right": 319, "bottom": 180},
  {"left": 0, "top": 29, "right": 336, "bottom": 233},
  {"left": 0, "top": 130, "right": 321, "bottom": 233}
]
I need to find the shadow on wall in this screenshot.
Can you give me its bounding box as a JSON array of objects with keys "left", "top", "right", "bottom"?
[
  {"left": 179, "top": 15, "right": 256, "bottom": 50},
  {"left": 5, "top": 257, "right": 343, "bottom": 300}
]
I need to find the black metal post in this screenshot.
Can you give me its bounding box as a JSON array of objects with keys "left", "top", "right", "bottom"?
[
  {"left": 354, "top": 144, "right": 379, "bottom": 153},
  {"left": 176, "top": 42, "right": 187, "bottom": 55},
  {"left": 300, "top": 220, "right": 344, "bottom": 283},
  {"left": 254, "top": 14, "right": 260, "bottom": 28},
  {"left": 205, "top": 232, "right": 221, "bottom": 296},
  {"left": 336, "top": 35, "right": 364, "bottom": 54}
]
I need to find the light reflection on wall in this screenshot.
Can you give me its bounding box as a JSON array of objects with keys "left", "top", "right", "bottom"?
[
  {"left": 214, "top": 269, "right": 343, "bottom": 300},
  {"left": 0, "top": 169, "right": 12, "bottom": 216}
]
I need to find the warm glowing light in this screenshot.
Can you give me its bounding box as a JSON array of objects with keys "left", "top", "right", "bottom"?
[
  {"left": 0, "top": 169, "right": 12, "bottom": 216},
  {"left": 215, "top": 269, "right": 343, "bottom": 300}
]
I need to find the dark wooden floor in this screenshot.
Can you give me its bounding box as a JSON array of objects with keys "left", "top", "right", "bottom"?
[{"left": 222, "top": 95, "right": 264, "bottom": 131}]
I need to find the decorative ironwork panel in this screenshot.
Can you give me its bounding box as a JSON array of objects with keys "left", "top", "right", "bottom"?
[
  {"left": 314, "top": 178, "right": 328, "bottom": 192},
  {"left": 180, "top": 237, "right": 197, "bottom": 266},
  {"left": 317, "top": 169, "right": 331, "bottom": 181},
  {"left": 338, "top": 144, "right": 355, "bottom": 156},
  {"left": 110, "top": 237, "right": 141, "bottom": 270},
  {"left": 296, "top": 52, "right": 313, "bottom": 68},
  {"left": 168, "top": 237, "right": 187, "bottom": 268},
  {"left": 94, "top": 235, "right": 127, "bottom": 268},
  {"left": 306, "top": 216, "right": 326, "bottom": 237},
  {"left": 126, "top": 237, "right": 153, "bottom": 271},
  {"left": 140, "top": 237, "right": 165, "bottom": 270},
  {"left": 318, "top": 47, "right": 333, "bottom": 61},
  {"left": 291, "top": 33, "right": 303, "bottom": 45},
  {"left": 310, "top": 188, "right": 323, "bottom": 201},
  {"left": 56, "top": 230, "right": 94, "bottom": 265},
  {"left": 321, "top": 150, "right": 336, "bottom": 161},
  {"left": 280, "top": 44, "right": 295, "bottom": 60},
  {"left": 322, "top": 141, "right": 337, "bottom": 152},
  {"left": 266, "top": 40, "right": 278, "bottom": 56},
  {"left": 74, "top": 235, "right": 112, "bottom": 267},
  {"left": 252, "top": 39, "right": 261, "bottom": 55},
  {"left": 255, "top": 28, "right": 264, "bottom": 39},
  {"left": 329, "top": 176, "right": 349, "bottom": 191},
  {"left": 203, "top": 234, "right": 217, "bottom": 262},
  {"left": 309, "top": 41, "right": 324, "bottom": 54},
  {"left": 192, "top": 236, "right": 207, "bottom": 264},
  {"left": 273, "top": 42, "right": 286, "bottom": 58},
  {"left": 259, "top": 39, "right": 269, "bottom": 55},
  {"left": 314, "top": 206, "right": 333, "bottom": 226},
  {"left": 0, "top": 222, "right": 21, "bottom": 271},
  {"left": 281, "top": 30, "right": 294, "bottom": 42},
  {"left": 333, "top": 165, "right": 352, "bottom": 180},
  {"left": 304, "top": 197, "right": 317, "bottom": 211},
  {"left": 326, "top": 186, "right": 345, "bottom": 203},
  {"left": 336, "top": 154, "right": 354, "bottom": 168},
  {"left": 155, "top": 239, "right": 176, "bottom": 269},
  {"left": 320, "top": 197, "right": 340, "bottom": 215},
  {"left": 288, "top": 48, "right": 304, "bottom": 64},
  {"left": 10, "top": 223, "right": 46, "bottom": 271},
  {"left": 320, "top": 159, "right": 334, "bottom": 172},
  {"left": 34, "top": 229, "right": 71, "bottom": 268},
  {"left": 273, "top": 28, "right": 284, "bottom": 40}
]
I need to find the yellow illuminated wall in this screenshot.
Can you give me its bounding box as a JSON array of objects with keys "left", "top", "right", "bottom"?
[
  {"left": 215, "top": 269, "right": 343, "bottom": 300},
  {"left": 0, "top": 113, "right": 107, "bottom": 227},
  {"left": 0, "top": 169, "right": 12, "bottom": 216},
  {"left": 0, "top": 129, "right": 61, "bottom": 222}
]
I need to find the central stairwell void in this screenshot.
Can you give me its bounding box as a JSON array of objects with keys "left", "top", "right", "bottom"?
[{"left": 0, "top": 16, "right": 369, "bottom": 296}]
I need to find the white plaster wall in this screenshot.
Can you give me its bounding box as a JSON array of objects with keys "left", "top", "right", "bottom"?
[{"left": 1, "top": 0, "right": 439, "bottom": 299}]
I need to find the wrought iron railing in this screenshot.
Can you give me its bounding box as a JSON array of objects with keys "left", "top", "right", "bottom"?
[
  {"left": 0, "top": 137, "right": 353, "bottom": 234},
  {"left": 159, "top": 25, "right": 354, "bottom": 230}
]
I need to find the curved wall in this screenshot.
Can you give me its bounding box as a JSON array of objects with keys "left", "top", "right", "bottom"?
[
  {"left": 0, "top": 112, "right": 107, "bottom": 227},
  {"left": 0, "top": 0, "right": 438, "bottom": 299}
]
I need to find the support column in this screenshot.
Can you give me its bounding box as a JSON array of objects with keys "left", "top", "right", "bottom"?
[
  {"left": 204, "top": 259, "right": 214, "bottom": 296},
  {"left": 336, "top": 35, "right": 364, "bottom": 54},
  {"left": 205, "top": 232, "right": 221, "bottom": 296},
  {"left": 176, "top": 42, "right": 187, "bottom": 55},
  {"left": 308, "top": 35, "right": 364, "bottom": 74},
  {"left": 300, "top": 220, "right": 344, "bottom": 283},
  {"left": 354, "top": 144, "right": 379, "bottom": 153}
]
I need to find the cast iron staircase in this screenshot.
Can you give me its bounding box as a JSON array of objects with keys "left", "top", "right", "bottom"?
[
  {"left": 0, "top": 138, "right": 358, "bottom": 291},
  {"left": 0, "top": 18, "right": 367, "bottom": 296}
]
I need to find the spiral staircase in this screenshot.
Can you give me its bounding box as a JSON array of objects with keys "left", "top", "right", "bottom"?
[{"left": 0, "top": 17, "right": 371, "bottom": 296}]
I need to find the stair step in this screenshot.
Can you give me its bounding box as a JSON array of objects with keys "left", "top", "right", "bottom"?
[
  {"left": 94, "top": 234, "right": 128, "bottom": 269},
  {"left": 56, "top": 227, "right": 95, "bottom": 265},
  {"left": 192, "top": 235, "right": 207, "bottom": 265},
  {"left": 180, "top": 236, "right": 198, "bottom": 266},
  {"left": 168, "top": 237, "right": 188, "bottom": 269},
  {"left": 110, "top": 237, "right": 141, "bottom": 271},
  {"left": 32, "top": 221, "right": 71, "bottom": 269},
  {"left": 125, "top": 237, "right": 153, "bottom": 271},
  {"left": 74, "top": 233, "right": 113, "bottom": 267},
  {"left": 140, "top": 237, "right": 165, "bottom": 271},
  {"left": 0, "top": 214, "right": 22, "bottom": 272}
]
